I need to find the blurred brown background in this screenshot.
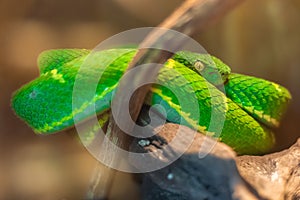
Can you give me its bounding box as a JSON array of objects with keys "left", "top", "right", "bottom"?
[{"left": 0, "top": 0, "right": 299, "bottom": 199}]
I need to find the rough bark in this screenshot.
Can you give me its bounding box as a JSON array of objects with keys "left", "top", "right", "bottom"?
[
  {"left": 129, "top": 123, "right": 300, "bottom": 200},
  {"left": 237, "top": 139, "right": 300, "bottom": 200}
]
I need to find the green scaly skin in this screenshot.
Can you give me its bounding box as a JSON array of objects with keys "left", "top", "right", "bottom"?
[{"left": 11, "top": 48, "right": 291, "bottom": 155}]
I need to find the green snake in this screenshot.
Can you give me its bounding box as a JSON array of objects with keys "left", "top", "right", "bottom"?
[{"left": 11, "top": 48, "right": 291, "bottom": 155}]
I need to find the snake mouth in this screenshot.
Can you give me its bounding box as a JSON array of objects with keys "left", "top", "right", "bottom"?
[{"left": 205, "top": 71, "right": 229, "bottom": 88}]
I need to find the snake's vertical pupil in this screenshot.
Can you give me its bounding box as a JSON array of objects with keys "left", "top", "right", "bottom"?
[{"left": 194, "top": 60, "right": 205, "bottom": 72}]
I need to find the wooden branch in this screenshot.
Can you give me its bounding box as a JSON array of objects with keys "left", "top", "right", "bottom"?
[
  {"left": 130, "top": 123, "right": 260, "bottom": 200},
  {"left": 160, "top": 0, "right": 243, "bottom": 35},
  {"left": 109, "top": 0, "right": 245, "bottom": 162},
  {"left": 131, "top": 123, "right": 300, "bottom": 200},
  {"left": 88, "top": 0, "right": 245, "bottom": 199}
]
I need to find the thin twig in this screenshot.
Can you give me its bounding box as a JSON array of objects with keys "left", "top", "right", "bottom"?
[{"left": 88, "top": 0, "right": 245, "bottom": 199}]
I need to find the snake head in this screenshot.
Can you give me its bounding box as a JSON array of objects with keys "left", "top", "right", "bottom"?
[{"left": 173, "top": 51, "right": 231, "bottom": 87}]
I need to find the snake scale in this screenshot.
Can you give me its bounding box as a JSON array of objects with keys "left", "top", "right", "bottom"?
[{"left": 11, "top": 48, "right": 291, "bottom": 155}]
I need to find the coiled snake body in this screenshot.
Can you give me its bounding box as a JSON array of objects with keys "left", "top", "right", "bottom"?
[{"left": 12, "top": 48, "right": 291, "bottom": 155}]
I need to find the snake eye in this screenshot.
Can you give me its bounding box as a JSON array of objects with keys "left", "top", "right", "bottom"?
[{"left": 194, "top": 60, "right": 205, "bottom": 72}]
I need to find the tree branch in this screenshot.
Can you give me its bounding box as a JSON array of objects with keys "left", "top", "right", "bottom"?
[{"left": 88, "top": 0, "right": 245, "bottom": 199}]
